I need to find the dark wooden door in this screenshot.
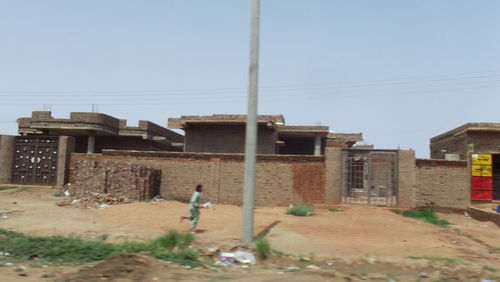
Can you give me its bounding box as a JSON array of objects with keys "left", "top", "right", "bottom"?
[
  {"left": 11, "top": 136, "right": 59, "bottom": 185},
  {"left": 493, "top": 154, "right": 500, "bottom": 201}
]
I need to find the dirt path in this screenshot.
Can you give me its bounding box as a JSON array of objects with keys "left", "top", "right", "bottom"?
[{"left": 1, "top": 187, "right": 500, "bottom": 281}]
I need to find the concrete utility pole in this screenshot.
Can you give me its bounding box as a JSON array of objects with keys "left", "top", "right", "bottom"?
[{"left": 242, "top": 0, "right": 260, "bottom": 244}]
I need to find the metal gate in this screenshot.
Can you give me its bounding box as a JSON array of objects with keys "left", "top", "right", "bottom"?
[
  {"left": 342, "top": 149, "right": 398, "bottom": 206},
  {"left": 11, "top": 136, "right": 59, "bottom": 185}
]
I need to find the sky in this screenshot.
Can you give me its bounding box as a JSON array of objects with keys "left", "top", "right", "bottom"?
[{"left": 1, "top": 0, "right": 499, "bottom": 158}]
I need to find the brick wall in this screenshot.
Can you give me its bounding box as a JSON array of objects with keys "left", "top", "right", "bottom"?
[
  {"left": 56, "top": 136, "right": 75, "bottom": 187},
  {"left": 184, "top": 124, "right": 277, "bottom": 154},
  {"left": 415, "top": 159, "right": 469, "bottom": 209},
  {"left": 431, "top": 131, "right": 500, "bottom": 160},
  {"left": 0, "top": 135, "right": 15, "bottom": 184},
  {"left": 467, "top": 132, "right": 500, "bottom": 155},
  {"left": 68, "top": 158, "right": 161, "bottom": 201},
  {"left": 324, "top": 147, "right": 343, "bottom": 204},
  {"left": 398, "top": 150, "right": 417, "bottom": 208},
  {"left": 69, "top": 150, "right": 325, "bottom": 206},
  {"left": 73, "top": 136, "right": 172, "bottom": 153}
]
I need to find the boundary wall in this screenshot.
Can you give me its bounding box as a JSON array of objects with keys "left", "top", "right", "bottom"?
[
  {"left": 69, "top": 150, "right": 326, "bottom": 206},
  {"left": 415, "top": 159, "right": 469, "bottom": 210}
]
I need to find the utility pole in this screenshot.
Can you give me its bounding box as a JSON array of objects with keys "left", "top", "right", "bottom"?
[{"left": 242, "top": 0, "right": 260, "bottom": 244}]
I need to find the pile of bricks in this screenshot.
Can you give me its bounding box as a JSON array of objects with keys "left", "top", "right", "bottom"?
[{"left": 64, "top": 158, "right": 161, "bottom": 207}]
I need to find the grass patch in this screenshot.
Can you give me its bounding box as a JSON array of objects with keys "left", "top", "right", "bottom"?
[
  {"left": 0, "top": 229, "right": 202, "bottom": 267},
  {"left": 200, "top": 274, "right": 237, "bottom": 280},
  {"left": 407, "top": 256, "right": 464, "bottom": 266},
  {"left": 151, "top": 230, "right": 195, "bottom": 250},
  {"left": 0, "top": 186, "right": 19, "bottom": 191},
  {"left": 255, "top": 237, "right": 271, "bottom": 260},
  {"left": 286, "top": 203, "right": 315, "bottom": 216},
  {"left": 484, "top": 265, "right": 497, "bottom": 272},
  {"left": 9, "top": 186, "right": 32, "bottom": 194},
  {"left": 52, "top": 192, "right": 63, "bottom": 197},
  {"left": 270, "top": 248, "right": 289, "bottom": 257},
  {"left": 328, "top": 208, "right": 342, "bottom": 212},
  {"left": 394, "top": 206, "right": 450, "bottom": 227}
]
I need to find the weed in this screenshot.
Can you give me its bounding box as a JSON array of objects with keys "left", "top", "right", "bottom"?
[
  {"left": 286, "top": 203, "right": 315, "bottom": 216},
  {"left": 155, "top": 249, "right": 202, "bottom": 268},
  {"left": 9, "top": 186, "right": 32, "bottom": 194},
  {"left": 0, "top": 186, "right": 19, "bottom": 191},
  {"left": 395, "top": 206, "right": 450, "bottom": 227},
  {"left": 200, "top": 274, "right": 236, "bottom": 280},
  {"left": 52, "top": 192, "right": 63, "bottom": 197},
  {"left": 328, "top": 208, "right": 342, "bottom": 212},
  {"left": 271, "top": 248, "right": 288, "bottom": 257},
  {"left": 0, "top": 229, "right": 201, "bottom": 267},
  {"left": 0, "top": 229, "right": 116, "bottom": 264},
  {"left": 255, "top": 237, "right": 271, "bottom": 260},
  {"left": 151, "top": 230, "right": 194, "bottom": 250},
  {"left": 484, "top": 265, "right": 497, "bottom": 272},
  {"left": 407, "top": 256, "right": 463, "bottom": 266}
]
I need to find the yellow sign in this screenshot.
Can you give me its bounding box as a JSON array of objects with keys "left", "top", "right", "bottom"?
[
  {"left": 471, "top": 154, "right": 492, "bottom": 165},
  {"left": 471, "top": 164, "right": 492, "bottom": 177}
]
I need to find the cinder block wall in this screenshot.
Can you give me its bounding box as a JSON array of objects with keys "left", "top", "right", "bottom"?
[
  {"left": 184, "top": 124, "right": 277, "bottom": 154},
  {"left": 415, "top": 159, "right": 469, "bottom": 209},
  {"left": 69, "top": 150, "right": 325, "bottom": 206},
  {"left": 0, "top": 135, "right": 15, "bottom": 184}
]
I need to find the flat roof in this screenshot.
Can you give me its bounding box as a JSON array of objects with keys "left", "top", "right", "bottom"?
[
  {"left": 431, "top": 123, "right": 500, "bottom": 142},
  {"left": 168, "top": 114, "right": 285, "bottom": 129},
  {"left": 327, "top": 132, "right": 363, "bottom": 142}
]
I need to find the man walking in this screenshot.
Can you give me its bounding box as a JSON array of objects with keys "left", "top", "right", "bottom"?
[{"left": 180, "top": 184, "right": 204, "bottom": 233}]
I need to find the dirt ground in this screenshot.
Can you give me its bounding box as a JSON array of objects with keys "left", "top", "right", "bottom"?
[{"left": 1, "top": 186, "right": 500, "bottom": 281}]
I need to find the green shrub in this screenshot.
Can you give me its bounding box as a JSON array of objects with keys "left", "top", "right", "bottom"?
[
  {"left": 396, "top": 206, "right": 450, "bottom": 227},
  {"left": 255, "top": 237, "right": 271, "bottom": 260},
  {"left": 0, "top": 229, "right": 200, "bottom": 267},
  {"left": 151, "top": 230, "right": 194, "bottom": 250},
  {"left": 286, "top": 203, "right": 315, "bottom": 216},
  {"left": 0, "top": 229, "right": 116, "bottom": 264},
  {"left": 155, "top": 249, "right": 202, "bottom": 268}
]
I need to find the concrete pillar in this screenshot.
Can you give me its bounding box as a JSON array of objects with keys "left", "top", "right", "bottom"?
[
  {"left": 87, "top": 135, "right": 95, "bottom": 154},
  {"left": 314, "top": 134, "right": 321, "bottom": 156}
]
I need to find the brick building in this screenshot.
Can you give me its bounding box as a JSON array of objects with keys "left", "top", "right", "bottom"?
[
  {"left": 0, "top": 111, "right": 182, "bottom": 187},
  {"left": 430, "top": 123, "right": 500, "bottom": 201},
  {"left": 0, "top": 111, "right": 474, "bottom": 210},
  {"left": 168, "top": 114, "right": 334, "bottom": 155},
  {"left": 19, "top": 111, "right": 183, "bottom": 153}
]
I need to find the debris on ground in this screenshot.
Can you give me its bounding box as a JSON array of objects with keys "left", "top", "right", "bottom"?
[{"left": 56, "top": 192, "right": 132, "bottom": 208}]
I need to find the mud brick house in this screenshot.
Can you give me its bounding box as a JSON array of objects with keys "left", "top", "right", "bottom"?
[
  {"left": 0, "top": 111, "right": 182, "bottom": 187},
  {"left": 168, "top": 114, "right": 333, "bottom": 155},
  {"left": 0, "top": 111, "right": 474, "bottom": 210},
  {"left": 430, "top": 123, "right": 500, "bottom": 201},
  {"left": 18, "top": 111, "right": 183, "bottom": 153}
]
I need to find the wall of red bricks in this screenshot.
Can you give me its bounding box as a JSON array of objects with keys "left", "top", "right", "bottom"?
[
  {"left": 69, "top": 150, "right": 325, "bottom": 206},
  {"left": 68, "top": 158, "right": 161, "bottom": 201}
]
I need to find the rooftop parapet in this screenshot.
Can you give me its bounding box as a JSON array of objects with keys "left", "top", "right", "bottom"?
[
  {"left": 431, "top": 123, "right": 500, "bottom": 142},
  {"left": 168, "top": 114, "right": 285, "bottom": 129}
]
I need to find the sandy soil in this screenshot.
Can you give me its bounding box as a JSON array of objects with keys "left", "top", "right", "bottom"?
[{"left": 1, "top": 186, "right": 500, "bottom": 281}]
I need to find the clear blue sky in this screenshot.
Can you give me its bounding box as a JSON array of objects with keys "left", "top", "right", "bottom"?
[{"left": 1, "top": 0, "right": 499, "bottom": 157}]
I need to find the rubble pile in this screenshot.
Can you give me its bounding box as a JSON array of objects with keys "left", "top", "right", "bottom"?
[
  {"left": 57, "top": 191, "right": 132, "bottom": 208},
  {"left": 59, "top": 159, "right": 162, "bottom": 208}
]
